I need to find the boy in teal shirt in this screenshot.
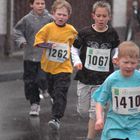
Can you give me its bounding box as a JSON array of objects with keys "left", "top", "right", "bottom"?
[{"left": 93, "top": 41, "right": 140, "bottom": 140}]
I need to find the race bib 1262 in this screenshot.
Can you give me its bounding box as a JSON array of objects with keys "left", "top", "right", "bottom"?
[{"left": 46, "top": 43, "right": 69, "bottom": 63}]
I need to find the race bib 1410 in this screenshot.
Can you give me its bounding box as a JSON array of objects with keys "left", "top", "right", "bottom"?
[{"left": 112, "top": 87, "right": 140, "bottom": 115}]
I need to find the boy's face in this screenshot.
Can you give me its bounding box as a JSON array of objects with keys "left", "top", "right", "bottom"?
[
  {"left": 92, "top": 7, "right": 110, "bottom": 31},
  {"left": 117, "top": 56, "right": 138, "bottom": 77},
  {"left": 53, "top": 7, "right": 69, "bottom": 26},
  {"left": 30, "top": 0, "right": 45, "bottom": 15}
]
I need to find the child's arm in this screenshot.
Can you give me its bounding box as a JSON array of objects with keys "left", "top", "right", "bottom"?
[
  {"left": 34, "top": 25, "right": 57, "bottom": 49},
  {"left": 95, "top": 103, "right": 104, "bottom": 131},
  {"left": 71, "top": 45, "right": 83, "bottom": 70},
  {"left": 35, "top": 42, "right": 53, "bottom": 49},
  {"left": 13, "top": 18, "right": 27, "bottom": 48},
  {"left": 112, "top": 48, "right": 118, "bottom": 65}
]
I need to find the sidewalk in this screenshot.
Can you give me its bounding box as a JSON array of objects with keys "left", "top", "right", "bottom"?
[{"left": 0, "top": 51, "right": 23, "bottom": 82}]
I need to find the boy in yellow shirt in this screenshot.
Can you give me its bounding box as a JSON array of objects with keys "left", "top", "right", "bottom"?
[{"left": 34, "top": 0, "right": 77, "bottom": 130}]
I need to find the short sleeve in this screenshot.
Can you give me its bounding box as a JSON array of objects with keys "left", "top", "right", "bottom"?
[
  {"left": 92, "top": 77, "right": 112, "bottom": 106},
  {"left": 34, "top": 25, "right": 48, "bottom": 46}
]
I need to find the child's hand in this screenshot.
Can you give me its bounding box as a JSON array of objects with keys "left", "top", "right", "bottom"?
[
  {"left": 51, "top": 43, "right": 57, "bottom": 48},
  {"left": 74, "top": 63, "right": 83, "bottom": 70},
  {"left": 95, "top": 118, "right": 104, "bottom": 130},
  {"left": 112, "top": 58, "right": 118, "bottom": 65},
  {"left": 20, "top": 42, "right": 27, "bottom": 48}
]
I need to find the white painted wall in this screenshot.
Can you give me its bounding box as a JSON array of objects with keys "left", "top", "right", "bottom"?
[
  {"left": 0, "top": 0, "right": 7, "bottom": 34},
  {"left": 0, "top": 0, "right": 14, "bottom": 35},
  {"left": 112, "top": 0, "right": 127, "bottom": 27}
]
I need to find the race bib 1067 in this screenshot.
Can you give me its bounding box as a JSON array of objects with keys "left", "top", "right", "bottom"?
[{"left": 84, "top": 47, "right": 110, "bottom": 72}]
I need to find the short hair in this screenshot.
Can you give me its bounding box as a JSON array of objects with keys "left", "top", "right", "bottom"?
[
  {"left": 29, "top": 0, "right": 45, "bottom": 4},
  {"left": 51, "top": 0, "right": 72, "bottom": 15},
  {"left": 29, "top": 0, "right": 35, "bottom": 4},
  {"left": 118, "top": 41, "right": 140, "bottom": 59},
  {"left": 92, "top": 1, "right": 111, "bottom": 16}
]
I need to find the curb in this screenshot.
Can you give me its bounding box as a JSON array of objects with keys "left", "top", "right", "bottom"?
[
  {"left": 0, "top": 71, "right": 23, "bottom": 82},
  {"left": 0, "top": 50, "right": 23, "bottom": 82}
]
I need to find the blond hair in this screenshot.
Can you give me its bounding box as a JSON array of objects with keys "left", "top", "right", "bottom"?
[
  {"left": 92, "top": 1, "right": 111, "bottom": 16},
  {"left": 51, "top": 0, "right": 72, "bottom": 15},
  {"left": 118, "top": 41, "right": 140, "bottom": 59}
]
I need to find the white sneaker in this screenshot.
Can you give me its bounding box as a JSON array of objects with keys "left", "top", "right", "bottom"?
[
  {"left": 39, "top": 94, "right": 44, "bottom": 99},
  {"left": 42, "top": 89, "right": 49, "bottom": 98},
  {"left": 39, "top": 89, "right": 49, "bottom": 99},
  {"left": 50, "top": 98, "right": 54, "bottom": 104},
  {"left": 48, "top": 119, "right": 60, "bottom": 130},
  {"left": 29, "top": 104, "right": 40, "bottom": 116}
]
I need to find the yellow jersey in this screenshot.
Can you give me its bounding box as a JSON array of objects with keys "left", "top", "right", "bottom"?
[{"left": 34, "top": 22, "right": 77, "bottom": 74}]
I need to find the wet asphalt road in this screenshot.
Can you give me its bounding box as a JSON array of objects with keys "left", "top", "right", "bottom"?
[{"left": 0, "top": 79, "right": 101, "bottom": 140}]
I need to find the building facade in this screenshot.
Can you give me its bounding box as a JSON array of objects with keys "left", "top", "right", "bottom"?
[{"left": 0, "top": 0, "right": 136, "bottom": 55}]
